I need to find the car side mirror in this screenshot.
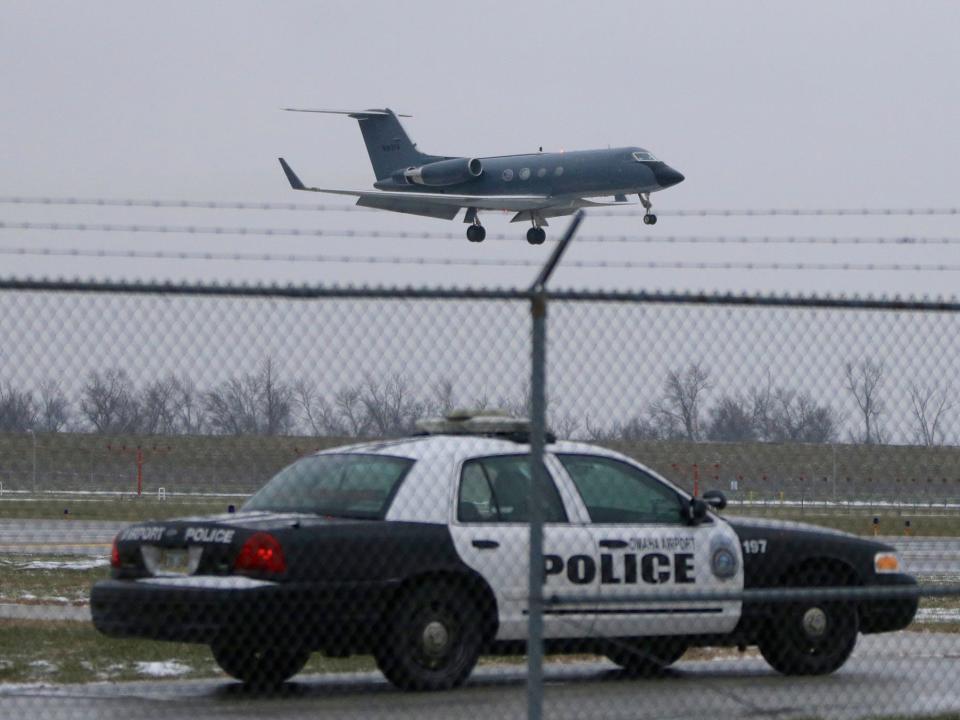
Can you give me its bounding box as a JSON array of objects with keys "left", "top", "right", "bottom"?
[
  {"left": 702, "top": 490, "right": 727, "bottom": 512},
  {"left": 684, "top": 497, "right": 708, "bottom": 525}
]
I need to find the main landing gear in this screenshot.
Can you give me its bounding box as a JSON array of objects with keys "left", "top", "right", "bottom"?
[
  {"left": 526, "top": 226, "right": 546, "bottom": 245},
  {"left": 465, "top": 207, "right": 486, "bottom": 243},
  {"left": 466, "top": 224, "right": 486, "bottom": 242},
  {"left": 640, "top": 193, "right": 658, "bottom": 225}
]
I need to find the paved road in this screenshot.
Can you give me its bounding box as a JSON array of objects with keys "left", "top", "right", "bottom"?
[
  {"left": 0, "top": 519, "right": 122, "bottom": 555},
  {"left": 0, "top": 633, "right": 956, "bottom": 720}
]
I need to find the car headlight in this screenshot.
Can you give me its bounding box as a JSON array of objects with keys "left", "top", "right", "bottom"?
[
  {"left": 874, "top": 552, "right": 902, "bottom": 574},
  {"left": 711, "top": 546, "right": 739, "bottom": 579}
]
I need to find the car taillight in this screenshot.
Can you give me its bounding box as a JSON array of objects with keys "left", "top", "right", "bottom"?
[
  {"left": 234, "top": 532, "right": 287, "bottom": 574},
  {"left": 110, "top": 535, "right": 121, "bottom": 568}
]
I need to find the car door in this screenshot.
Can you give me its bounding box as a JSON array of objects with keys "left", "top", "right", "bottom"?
[
  {"left": 449, "top": 454, "right": 599, "bottom": 641},
  {"left": 554, "top": 453, "right": 743, "bottom": 640}
]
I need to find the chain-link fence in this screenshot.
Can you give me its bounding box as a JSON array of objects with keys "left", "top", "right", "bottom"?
[{"left": 1, "top": 271, "right": 959, "bottom": 719}]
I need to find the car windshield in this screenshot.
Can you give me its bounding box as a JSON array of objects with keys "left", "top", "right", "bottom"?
[
  {"left": 242, "top": 454, "right": 414, "bottom": 519},
  {"left": 632, "top": 150, "right": 658, "bottom": 162}
]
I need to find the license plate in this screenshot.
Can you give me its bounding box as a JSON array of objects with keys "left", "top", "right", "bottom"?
[{"left": 158, "top": 549, "right": 190, "bottom": 574}]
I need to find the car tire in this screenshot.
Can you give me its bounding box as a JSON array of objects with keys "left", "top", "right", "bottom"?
[
  {"left": 758, "top": 567, "right": 859, "bottom": 676},
  {"left": 375, "top": 581, "right": 482, "bottom": 691},
  {"left": 211, "top": 643, "right": 310, "bottom": 686},
  {"left": 606, "top": 638, "right": 687, "bottom": 676}
]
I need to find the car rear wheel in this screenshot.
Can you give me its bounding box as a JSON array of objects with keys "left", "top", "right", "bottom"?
[
  {"left": 211, "top": 643, "right": 311, "bottom": 686},
  {"left": 758, "top": 567, "right": 859, "bottom": 676},
  {"left": 606, "top": 638, "right": 688, "bottom": 676},
  {"left": 375, "top": 581, "right": 482, "bottom": 691}
]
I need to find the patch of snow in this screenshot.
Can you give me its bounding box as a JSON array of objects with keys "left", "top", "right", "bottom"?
[
  {"left": 134, "top": 661, "right": 191, "bottom": 677},
  {"left": 29, "top": 660, "right": 57, "bottom": 673},
  {"left": 18, "top": 558, "right": 110, "bottom": 571}
]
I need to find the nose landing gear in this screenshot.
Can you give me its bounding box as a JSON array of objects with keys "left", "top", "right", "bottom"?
[{"left": 639, "top": 193, "right": 658, "bottom": 225}]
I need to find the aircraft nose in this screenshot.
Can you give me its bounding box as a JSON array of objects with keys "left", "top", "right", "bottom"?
[{"left": 654, "top": 164, "right": 685, "bottom": 188}]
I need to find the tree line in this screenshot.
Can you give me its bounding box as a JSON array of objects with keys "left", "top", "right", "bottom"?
[{"left": 0, "top": 357, "right": 953, "bottom": 447}]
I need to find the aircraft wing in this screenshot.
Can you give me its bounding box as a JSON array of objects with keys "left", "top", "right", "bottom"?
[{"left": 278, "top": 158, "right": 551, "bottom": 217}]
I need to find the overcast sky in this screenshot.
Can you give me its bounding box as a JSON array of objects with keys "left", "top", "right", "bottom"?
[{"left": 2, "top": 1, "right": 960, "bottom": 294}]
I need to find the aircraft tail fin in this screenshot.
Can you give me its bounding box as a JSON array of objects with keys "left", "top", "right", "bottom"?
[{"left": 284, "top": 108, "right": 432, "bottom": 181}]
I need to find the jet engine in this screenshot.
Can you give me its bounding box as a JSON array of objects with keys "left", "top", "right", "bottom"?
[{"left": 404, "top": 158, "right": 483, "bottom": 186}]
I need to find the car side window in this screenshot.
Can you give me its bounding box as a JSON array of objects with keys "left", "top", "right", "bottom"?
[
  {"left": 458, "top": 455, "right": 568, "bottom": 523},
  {"left": 557, "top": 454, "right": 684, "bottom": 524}
]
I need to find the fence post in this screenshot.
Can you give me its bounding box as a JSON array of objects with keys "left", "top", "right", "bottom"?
[{"left": 527, "top": 211, "right": 583, "bottom": 720}]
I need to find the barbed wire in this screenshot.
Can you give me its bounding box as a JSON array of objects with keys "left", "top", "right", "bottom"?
[
  {"left": 3, "top": 220, "right": 960, "bottom": 246},
  {"left": 3, "top": 195, "right": 960, "bottom": 217},
  {"left": 4, "top": 245, "right": 960, "bottom": 272}
]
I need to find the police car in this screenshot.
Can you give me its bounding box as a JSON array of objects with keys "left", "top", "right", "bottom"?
[{"left": 91, "top": 414, "right": 917, "bottom": 690}]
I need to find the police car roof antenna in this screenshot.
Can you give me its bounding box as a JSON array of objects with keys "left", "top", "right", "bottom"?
[{"left": 527, "top": 209, "right": 583, "bottom": 720}]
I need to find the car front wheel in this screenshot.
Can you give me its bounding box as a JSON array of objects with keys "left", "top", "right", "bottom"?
[
  {"left": 375, "top": 581, "right": 482, "bottom": 691},
  {"left": 758, "top": 568, "right": 859, "bottom": 676}
]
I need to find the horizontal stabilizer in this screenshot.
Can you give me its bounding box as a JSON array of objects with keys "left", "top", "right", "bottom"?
[{"left": 283, "top": 108, "right": 412, "bottom": 118}]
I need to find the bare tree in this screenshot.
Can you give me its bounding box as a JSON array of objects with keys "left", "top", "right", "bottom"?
[
  {"left": 844, "top": 359, "right": 885, "bottom": 444},
  {"left": 584, "top": 414, "right": 661, "bottom": 442},
  {"left": 429, "top": 378, "right": 457, "bottom": 416},
  {"left": 707, "top": 394, "right": 756, "bottom": 442},
  {"left": 204, "top": 358, "right": 294, "bottom": 436},
  {"left": 549, "top": 411, "right": 581, "bottom": 440},
  {"left": 139, "top": 376, "right": 179, "bottom": 435},
  {"left": 260, "top": 358, "right": 294, "bottom": 436},
  {"left": 37, "top": 379, "right": 71, "bottom": 432},
  {"left": 172, "top": 376, "right": 205, "bottom": 435},
  {"left": 749, "top": 371, "right": 776, "bottom": 441},
  {"left": 81, "top": 368, "right": 141, "bottom": 434},
  {"left": 294, "top": 378, "right": 346, "bottom": 436},
  {"left": 0, "top": 381, "right": 36, "bottom": 432},
  {"left": 361, "top": 374, "right": 423, "bottom": 437},
  {"left": 652, "top": 362, "right": 711, "bottom": 441},
  {"left": 909, "top": 381, "right": 953, "bottom": 447},
  {"left": 335, "top": 385, "right": 371, "bottom": 437},
  {"left": 770, "top": 389, "right": 839, "bottom": 443}
]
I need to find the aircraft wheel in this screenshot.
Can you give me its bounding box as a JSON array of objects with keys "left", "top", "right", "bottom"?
[
  {"left": 526, "top": 227, "right": 546, "bottom": 245},
  {"left": 643, "top": 213, "right": 658, "bottom": 225},
  {"left": 466, "top": 225, "right": 485, "bottom": 243}
]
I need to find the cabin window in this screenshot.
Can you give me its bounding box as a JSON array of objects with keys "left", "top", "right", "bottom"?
[
  {"left": 519, "top": 168, "right": 531, "bottom": 180},
  {"left": 502, "top": 168, "right": 514, "bottom": 181},
  {"left": 537, "top": 167, "right": 547, "bottom": 178},
  {"left": 554, "top": 166, "right": 564, "bottom": 176},
  {"left": 632, "top": 150, "right": 658, "bottom": 162}
]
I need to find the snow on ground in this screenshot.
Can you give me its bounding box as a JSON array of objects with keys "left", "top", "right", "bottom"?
[
  {"left": 17, "top": 558, "right": 109, "bottom": 571},
  {"left": 134, "top": 661, "right": 192, "bottom": 678}
]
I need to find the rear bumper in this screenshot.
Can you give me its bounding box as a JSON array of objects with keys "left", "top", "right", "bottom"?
[{"left": 91, "top": 576, "right": 388, "bottom": 649}]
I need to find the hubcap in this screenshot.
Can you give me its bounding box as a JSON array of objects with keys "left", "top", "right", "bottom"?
[
  {"left": 421, "top": 620, "right": 450, "bottom": 658},
  {"left": 802, "top": 607, "right": 828, "bottom": 638}
]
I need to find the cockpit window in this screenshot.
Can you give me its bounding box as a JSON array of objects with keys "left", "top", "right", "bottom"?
[{"left": 632, "top": 150, "right": 658, "bottom": 162}]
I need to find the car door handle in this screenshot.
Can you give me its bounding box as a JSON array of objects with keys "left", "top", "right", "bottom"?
[
  {"left": 472, "top": 539, "right": 500, "bottom": 550},
  {"left": 599, "top": 539, "right": 629, "bottom": 549}
]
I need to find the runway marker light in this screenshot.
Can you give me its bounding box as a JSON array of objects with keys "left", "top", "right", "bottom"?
[
  {"left": 235, "top": 532, "right": 287, "bottom": 575},
  {"left": 872, "top": 517, "right": 880, "bottom": 536}
]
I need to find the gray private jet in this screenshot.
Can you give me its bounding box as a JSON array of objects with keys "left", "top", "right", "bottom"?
[{"left": 278, "top": 108, "right": 684, "bottom": 244}]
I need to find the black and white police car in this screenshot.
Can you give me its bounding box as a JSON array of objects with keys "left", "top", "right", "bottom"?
[{"left": 92, "top": 414, "right": 917, "bottom": 690}]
